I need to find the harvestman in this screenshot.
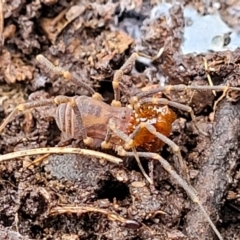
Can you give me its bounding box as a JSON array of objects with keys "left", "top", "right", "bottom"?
[{"left": 1, "top": 50, "right": 238, "bottom": 239}]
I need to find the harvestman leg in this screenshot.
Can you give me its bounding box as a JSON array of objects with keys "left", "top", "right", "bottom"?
[
  {"left": 137, "top": 97, "right": 197, "bottom": 125},
  {"left": 36, "top": 55, "right": 103, "bottom": 101},
  {"left": 102, "top": 117, "right": 188, "bottom": 182},
  {"left": 102, "top": 113, "right": 186, "bottom": 182},
  {"left": 131, "top": 84, "right": 235, "bottom": 102},
  {"left": 0, "top": 55, "right": 102, "bottom": 140},
  {"left": 101, "top": 120, "right": 223, "bottom": 239},
  {"left": 130, "top": 122, "right": 188, "bottom": 180},
  {"left": 101, "top": 118, "right": 153, "bottom": 184},
  {"left": 131, "top": 97, "right": 207, "bottom": 177},
  {"left": 130, "top": 84, "right": 238, "bottom": 122},
  {"left": 116, "top": 149, "right": 223, "bottom": 240},
  {"left": 0, "top": 99, "right": 51, "bottom": 133},
  {"left": 0, "top": 96, "right": 93, "bottom": 146},
  {"left": 113, "top": 97, "right": 198, "bottom": 180},
  {"left": 136, "top": 96, "right": 210, "bottom": 137},
  {"left": 111, "top": 48, "right": 164, "bottom": 107},
  {"left": 129, "top": 83, "right": 238, "bottom": 125}
]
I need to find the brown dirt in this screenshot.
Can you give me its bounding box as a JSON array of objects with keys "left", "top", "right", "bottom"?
[{"left": 0, "top": 1, "right": 240, "bottom": 240}]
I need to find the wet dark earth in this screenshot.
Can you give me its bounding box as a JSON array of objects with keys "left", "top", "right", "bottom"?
[{"left": 0, "top": 1, "right": 240, "bottom": 239}]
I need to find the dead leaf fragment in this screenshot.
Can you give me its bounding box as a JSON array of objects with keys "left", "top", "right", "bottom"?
[
  {"left": 0, "top": 49, "right": 34, "bottom": 83},
  {"left": 105, "top": 31, "right": 134, "bottom": 54},
  {"left": 40, "top": 5, "right": 86, "bottom": 44}
]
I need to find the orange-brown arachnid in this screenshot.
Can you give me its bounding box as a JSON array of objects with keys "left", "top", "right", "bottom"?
[{"left": 1, "top": 50, "right": 240, "bottom": 240}]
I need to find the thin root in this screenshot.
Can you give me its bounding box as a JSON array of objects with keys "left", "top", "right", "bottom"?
[{"left": 49, "top": 205, "right": 141, "bottom": 229}]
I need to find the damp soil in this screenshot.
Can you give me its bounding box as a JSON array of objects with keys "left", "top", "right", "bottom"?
[{"left": 0, "top": 1, "right": 240, "bottom": 240}]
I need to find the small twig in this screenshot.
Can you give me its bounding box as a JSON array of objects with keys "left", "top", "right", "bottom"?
[
  {"left": 204, "top": 58, "right": 216, "bottom": 96},
  {"left": 210, "top": 85, "right": 229, "bottom": 122},
  {"left": 0, "top": 147, "right": 123, "bottom": 164}
]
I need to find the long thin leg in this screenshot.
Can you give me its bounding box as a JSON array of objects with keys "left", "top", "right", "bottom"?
[
  {"left": 116, "top": 149, "right": 223, "bottom": 240},
  {"left": 129, "top": 122, "right": 188, "bottom": 180},
  {"left": 131, "top": 84, "right": 240, "bottom": 104},
  {"left": 111, "top": 48, "right": 164, "bottom": 107},
  {"left": 135, "top": 97, "right": 208, "bottom": 136},
  {"left": 102, "top": 116, "right": 187, "bottom": 182},
  {"left": 101, "top": 126, "right": 113, "bottom": 149},
  {"left": 36, "top": 55, "right": 103, "bottom": 101},
  {"left": 136, "top": 97, "right": 195, "bottom": 120},
  {"left": 0, "top": 99, "right": 54, "bottom": 133},
  {"left": 0, "top": 96, "right": 93, "bottom": 146},
  {"left": 101, "top": 118, "right": 152, "bottom": 184},
  {"left": 112, "top": 53, "right": 138, "bottom": 107}
]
